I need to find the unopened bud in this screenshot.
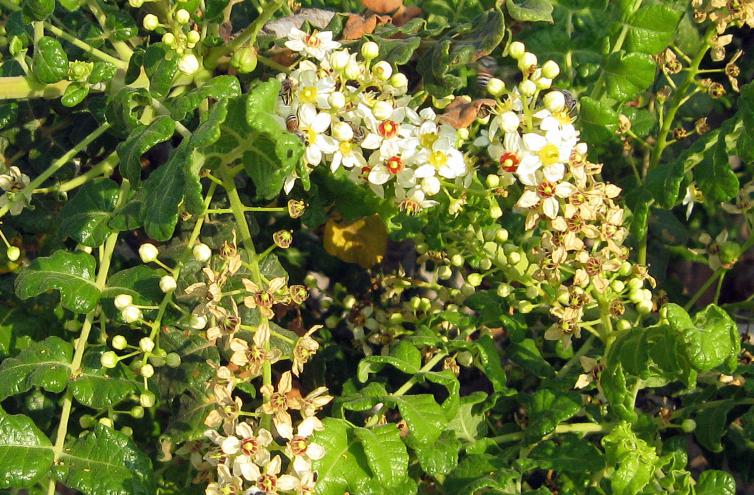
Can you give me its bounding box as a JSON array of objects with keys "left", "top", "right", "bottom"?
[
  {"left": 139, "top": 243, "right": 159, "bottom": 263},
  {"left": 159, "top": 275, "right": 177, "bottom": 293},
  {"left": 192, "top": 243, "right": 212, "bottom": 262}
]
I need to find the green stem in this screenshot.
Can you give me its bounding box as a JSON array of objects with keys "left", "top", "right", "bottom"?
[
  {"left": 44, "top": 23, "right": 129, "bottom": 69},
  {"left": 0, "top": 123, "right": 111, "bottom": 218},
  {"left": 47, "top": 180, "right": 129, "bottom": 495},
  {"left": 491, "top": 422, "right": 609, "bottom": 444},
  {"left": 34, "top": 152, "right": 117, "bottom": 194},
  {"left": 203, "top": 0, "right": 284, "bottom": 69},
  {"left": 84, "top": 0, "right": 134, "bottom": 61},
  {"left": 394, "top": 351, "right": 448, "bottom": 397},
  {"left": 219, "top": 166, "right": 262, "bottom": 284},
  {"left": 0, "top": 76, "right": 71, "bottom": 100},
  {"left": 557, "top": 335, "right": 595, "bottom": 377}
]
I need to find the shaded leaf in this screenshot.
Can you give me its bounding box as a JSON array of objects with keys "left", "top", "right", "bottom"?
[
  {"left": 116, "top": 116, "right": 176, "bottom": 186},
  {"left": 506, "top": 0, "right": 554, "bottom": 22},
  {"left": 59, "top": 179, "right": 121, "bottom": 247}
]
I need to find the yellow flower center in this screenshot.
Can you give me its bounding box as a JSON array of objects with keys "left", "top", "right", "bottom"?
[
  {"left": 300, "top": 86, "right": 318, "bottom": 104},
  {"left": 339, "top": 141, "right": 352, "bottom": 155},
  {"left": 304, "top": 32, "right": 321, "bottom": 47},
  {"left": 538, "top": 143, "right": 560, "bottom": 166},
  {"left": 420, "top": 133, "right": 438, "bottom": 148},
  {"left": 429, "top": 150, "right": 448, "bottom": 168},
  {"left": 305, "top": 128, "right": 317, "bottom": 144}
]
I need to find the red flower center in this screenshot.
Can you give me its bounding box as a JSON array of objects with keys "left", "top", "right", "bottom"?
[
  {"left": 386, "top": 156, "right": 403, "bottom": 174},
  {"left": 537, "top": 181, "right": 556, "bottom": 198},
  {"left": 499, "top": 152, "right": 520, "bottom": 173},
  {"left": 378, "top": 120, "right": 399, "bottom": 139},
  {"left": 304, "top": 33, "right": 321, "bottom": 47},
  {"left": 241, "top": 438, "right": 258, "bottom": 457}
]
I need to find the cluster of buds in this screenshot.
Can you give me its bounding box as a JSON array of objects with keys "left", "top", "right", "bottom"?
[
  {"left": 278, "top": 31, "right": 468, "bottom": 212},
  {"left": 137, "top": 1, "right": 202, "bottom": 76}
]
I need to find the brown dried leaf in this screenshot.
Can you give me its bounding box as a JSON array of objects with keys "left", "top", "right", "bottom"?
[
  {"left": 439, "top": 98, "right": 497, "bottom": 129},
  {"left": 392, "top": 5, "right": 422, "bottom": 26},
  {"left": 363, "top": 0, "right": 403, "bottom": 15},
  {"left": 343, "top": 14, "right": 378, "bottom": 40}
]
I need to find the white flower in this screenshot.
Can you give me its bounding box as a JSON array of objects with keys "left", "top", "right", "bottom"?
[
  {"left": 516, "top": 181, "right": 575, "bottom": 219},
  {"left": 247, "top": 455, "right": 299, "bottom": 494},
  {"left": 278, "top": 417, "right": 326, "bottom": 475},
  {"left": 285, "top": 29, "right": 340, "bottom": 60},
  {"left": 516, "top": 132, "right": 572, "bottom": 186},
  {"left": 0, "top": 166, "right": 29, "bottom": 192},
  {"left": 331, "top": 140, "right": 366, "bottom": 172},
  {"left": 295, "top": 70, "right": 335, "bottom": 109},
  {"left": 178, "top": 53, "right": 200, "bottom": 75},
  {"left": 298, "top": 104, "right": 337, "bottom": 166}
]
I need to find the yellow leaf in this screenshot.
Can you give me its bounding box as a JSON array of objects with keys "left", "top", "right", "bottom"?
[{"left": 323, "top": 214, "right": 387, "bottom": 268}]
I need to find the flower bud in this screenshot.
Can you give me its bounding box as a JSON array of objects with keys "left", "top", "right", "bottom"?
[
  {"left": 112, "top": 335, "right": 128, "bottom": 350},
  {"left": 79, "top": 414, "right": 95, "bottom": 428},
  {"left": 114, "top": 294, "right": 133, "bottom": 310},
  {"left": 361, "top": 41, "right": 379, "bottom": 60},
  {"left": 332, "top": 121, "right": 353, "bottom": 141},
  {"left": 544, "top": 91, "right": 566, "bottom": 112},
  {"left": 140, "top": 391, "right": 156, "bottom": 408},
  {"left": 389, "top": 72, "right": 408, "bottom": 89},
  {"left": 610, "top": 280, "right": 625, "bottom": 293},
  {"left": 99, "top": 417, "right": 113, "bottom": 428},
  {"left": 345, "top": 60, "right": 363, "bottom": 79},
  {"left": 6, "top": 246, "right": 20, "bottom": 261},
  {"left": 330, "top": 50, "right": 350, "bottom": 70},
  {"left": 129, "top": 0, "right": 143, "bottom": 7},
  {"left": 509, "top": 41, "right": 525, "bottom": 59},
  {"left": 139, "top": 337, "right": 155, "bottom": 353},
  {"left": 187, "top": 30, "right": 201, "bottom": 44},
  {"left": 486, "top": 174, "right": 500, "bottom": 188},
  {"left": 121, "top": 305, "right": 142, "bottom": 324},
  {"left": 542, "top": 60, "right": 560, "bottom": 79},
  {"left": 457, "top": 351, "right": 474, "bottom": 367},
  {"left": 535, "top": 77, "right": 552, "bottom": 90},
  {"left": 159, "top": 275, "right": 177, "bottom": 293},
  {"left": 130, "top": 405, "right": 145, "bottom": 419},
  {"left": 143, "top": 14, "right": 159, "bottom": 30},
  {"left": 231, "top": 46, "right": 258, "bottom": 73},
  {"left": 162, "top": 32, "right": 176, "bottom": 46},
  {"left": 496, "top": 283, "right": 511, "bottom": 297},
  {"left": 499, "top": 111, "right": 520, "bottom": 133},
  {"left": 100, "top": 351, "right": 119, "bottom": 368},
  {"left": 192, "top": 243, "right": 212, "bottom": 262},
  {"left": 517, "top": 300, "right": 534, "bottom": 313},
  {"left": 486, "top": 77, "right": 505, "bottom": 97},
  {"left": 438, "top": 265, "right": 452, "bottom": 280},
  {"left": 636, "top": 300, "right": 653, "bottom": 314},
  {"left": 681, "top": 419, "right": 696, "bottom": 433},
  {"left": 451, "top": 254, "right": 464, "bottom": 267},
  {"left": 518, "top": 80, "right": 537, "bottom": 97},
  {"left": 328, "top": 91, "right": 346, "bottom": 109},
  {"left": 372, "top": 61, "right": 393, "bottom": 81},
  {"left": 373, "top": 100, "right": 393, "bottom": 121},
  {"left": 139, "top": 243, "right": 159, "bottom": 263},
  {"left": 628, "top": 278, "right": 643, "bottom": 290},
  {"left": 518, "top": 52, "right": 537, "bottom": 72},
  {"left": 178, "top": 53, "right": 200, "bottom": 75},
  {"left": 175, "top": 9, "right": 190, "bottom": 24},
  {"left": 190, "top": 314, "right": 207, "bottom": 330},
  {"left": 496, "top": 229, "right": 509, "bottom": 243},
  {"left": 140, "top": 363, "right": 155, "bottom": 378},
  {"left": 166, "top": 352, "right": 181, "bottom": 368},
  {"left": 616, "top": 319, "right": 632, "bottom": 331},
  {"left": 467, "top": 273, "right": 483, "bottom": 287},
  {"left": 325, "top": 315, "right": 339, "bottom": 328},
  {"left": 479, "top": 258, "right": 492, "bottom": 271},
  {"left": 489, "top": 201, "right": 503, "bottom": 219}
]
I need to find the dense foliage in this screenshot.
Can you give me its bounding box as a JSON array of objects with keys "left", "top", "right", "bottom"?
[{"left": 0, "top": 0, "right": 753, "bottom": 494}]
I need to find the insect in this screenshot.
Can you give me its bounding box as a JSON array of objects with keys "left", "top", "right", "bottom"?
[
  {"left": 350, "top": 122, "right": 365, "bottom": 142},
  {"left": 286, "top": 114, "right": 306, "bottom": 142},
  {"left": 558, "top": 88, "right": 579, "bottom": 117},
  {"left": 476, "top": 56, "right": 499, "bottom": 92},
  {"left": 280, "top": 78, "right": 296, "bottom": 106}
]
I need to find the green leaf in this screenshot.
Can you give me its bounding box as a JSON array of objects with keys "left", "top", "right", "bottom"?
[
  {"left": 15, "top": 250, "right": 100, "bottom": 313},
  {"left": 414, "top": 430, "right": 459, "bottom": 476},
  {"left": 696, "top": 470, "right": 736, "bottom": 495},
  {"left": 366, "top": 36, "right": 421, "bottom": 65},
  {"left": 352, "top": 425, "right": 409, "bottom": 487},
  {"left": 475, "top": 335, "right": 506, "bottom": 392},
  {"left": 105, "top": 88, "right": 151, "bottom": 136},
  {"left": 242, "top": 132, "right": 304, "bottom": 200},
  {"left": 70, "top": 348, "right": 138, "bottom": 409},
  {"left": 602, "top": 422, "right": 659, "bottom": 495},
  {"left": 152, "top": 326, "right": 219, "bottom": 398},
  {"left": 600, "top": 363, "right": 637, "bottom": 422},
  {"left": 0, "top": 336, "right": 72, "bottom": 399},
  {"left": 141, "top": 142, "right": 190, "bottom": 241},
  {"left": 103, "top": 265, "right": 162, "bottom": 305},
  {"left": 116, "top": 116, "right": 176, "bottom": 186},
  {"left": 604, "top": 51, "right": 656, "bottom": 101},
  {"left": 170, "top": 75, "right": 241, "bottom": 121},
  {"left": 525, "top": 389, "right": 581, "bottom": 439},
  {"left": 625, "top": 4, "right": 683, "bottom": 54},
  {"left": 103, "top": 7, "right": 138, "bottom": 41},
  {"left": 738, "top": 83, "right": 754, "bottom": 162},
  {"left": 61, "top": 82, "right": 89, "bottom": 108},
  {"left": 0, "top": 410, "right": 54, "bottom": 488},
  {"left": 579, "top": 96, "right": 619, "bottom": 144},
  {"left": 24, "top": 0, "right": 55, "bottom": 20},
  {"left": 144, "top": 44, "right": 178, "bottom": 97},
  {"left": 313, "top": 418, "right": 407, "bottom": 495},
  {"left": 508, "top": 338, "right": 555, "bottom": 378},
  {"left": 666, "top": 303, "right": 740, "bottom": 373},
  {"left": 645, "top": 157, "right": 685, "bottom": 208},
  {"left": 694, "top": 400, "right": 735, "bottom": 453},
  {"left": 88, "top": 62, "right": 117, "bottom": 84},
  {"left": 357, "top": 340, "right": 421, "bottom": 382},
  {"left": 445, "top": 454, "right": 519, "bottom": 495},
  {"left": 448, "top": 392, "right": 487, "bottom": 444},
  {"left": 695, "top": 130, "right": 739, "bottom": 202},
  {"left": 387, "top": 394, "right": 446, "bottom": 447},
  {"left": 529, "top": 434, "right": 605, "bottom": 473},
  {"left": 59, "top": 179, "right": 120, "bottom": 247},
  {"left": 506, "top": 0, "right": 554, "bottom": 22},
  {"left": 33, "top": 36, "right": 69, "bottom": 84},
  {"left": 190, "top": 99, "right": 230, "bottom": 149},
  {"left": 54, "top": 424, "right": 155, "bottom": 495}
]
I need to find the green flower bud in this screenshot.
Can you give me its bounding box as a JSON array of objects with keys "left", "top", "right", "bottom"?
[
  {"left": 681, "top": 419, "right": 696, "bottom": 433},
  {"left": 68, "top": 61, "right": 94, "bottom": 82},
  {"left": 79, "top": 414, "right": 96, "bottom": 428},
  {"left": 231, "top": 46, "right": 258, "bottom": 74},
  {"left": 140, "top": 391, "right": 156, "bottom": 408},
  {"left": 100, "top": 351, "right": 119, "bottom": 369},
  {"left": 130, "top": 405, "right": 145, "bottom": 419},
  {"left": 451, "top": 254, "right": 465, "bottom": 267},
  {"left": 457, "top": 351, "right": 474, "bottom": 367},
  {"left": 112, "top": 335, "right": 128, "bottom": 350},
  {"left": 6, "top": 246, "right": 20, "bottom": 261},
  {"left": 467, "top": 273, "right": 483, "bottom": 287},
  {"left": 98, "top": 417, "right": 113, "bottom": 428},
  {"left": 166, "top": 352, "right": 181, "bottom": 368}
]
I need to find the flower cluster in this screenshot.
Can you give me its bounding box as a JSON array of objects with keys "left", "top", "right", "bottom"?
[{"left": 278, "top": 30, "right": 469, "bottom": 212}]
